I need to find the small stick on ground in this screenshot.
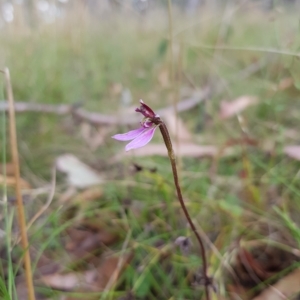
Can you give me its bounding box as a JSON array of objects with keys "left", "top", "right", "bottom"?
[
  {"left": 15, "top": 166, "right": 56, "bottom": 245},
  {"left": 3, "top": 68, "right": 36, "bottom": 300}
]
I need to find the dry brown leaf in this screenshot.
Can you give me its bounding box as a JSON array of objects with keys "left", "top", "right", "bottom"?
[
  {"left": 73, "top": 186, "right": 103, "bottom": 203},
  {"left": 219, "top": 96, "right": 258, "bottom": 119},
  {"left": 16, "top": 280, "right": 46, "bottom": 300},
  {"left": 227, "top": 284, "right": 249, "bottom": 300},
  {"left": 65, "top": 213, "right": 120, "bottom": 259},
  {"left": 284, "top": 128, "right": 299, "bottom": 140},
  {"left": 59, "top": 186, "right": 102, "bottom": 205},
  {"left": 41, "top": 270, "right": 97, "bottom": 291},
  {"left": 0, "top": 174, "right": 31, "bottom": 189},
  {"left": 284, "top": 145, "right": 300, "bottom": 160},
  {"left": 225, "top": 234, "right": 299, "bottom": 300},
  {"left": 35, "top": 254, "right": 61, "bottom": 276},
  {"left": 277, "top": 77, "right": 294, "bottom": 91},
  {"left": 0, "top": 162, "right": 15, "bottom": 176},
  {"left": 65, "top": 227, "right": 119, "bottom": 258},
  {"left": 56, "top": 154, "right": 104, "bottom": 188},
  {"left": 163, "top": 111, "right": 192, "bottom": 142},
  {"left": 95, "top": 252, "right": 133, "bottom": 290},
  {"left": 41, "top": 252, "right": 133, "bottom": 292},
  {"left": 253, "top": 268, "right": 300, "bottom": 300}
]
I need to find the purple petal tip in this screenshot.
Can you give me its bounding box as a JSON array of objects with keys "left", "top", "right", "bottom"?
[{"left": 124, "top": 126, "right": 157, "bottom": 151}]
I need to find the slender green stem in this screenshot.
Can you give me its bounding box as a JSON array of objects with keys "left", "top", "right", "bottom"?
[{"left": 153, "top": 118, "right": 210, "bottom": 300}]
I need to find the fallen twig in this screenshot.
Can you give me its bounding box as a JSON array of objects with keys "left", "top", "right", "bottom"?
[
  {"left": 15, "top": 166, "right": 56, "bottom": 245},
  {"left": 0, "top": 87, "right": 211, "bottom": 126}
]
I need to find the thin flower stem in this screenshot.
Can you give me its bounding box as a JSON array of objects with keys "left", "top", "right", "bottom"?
[{"left": 154, "top": 119, "right": 210, "bottom": 300}]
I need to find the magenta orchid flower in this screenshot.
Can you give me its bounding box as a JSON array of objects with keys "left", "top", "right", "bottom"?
[{"left": 112, "top": 100, "right": 159, "bottom": 151}]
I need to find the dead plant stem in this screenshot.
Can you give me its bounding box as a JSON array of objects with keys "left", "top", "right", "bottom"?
[{"left": 4, "top": 68, "right": 36, "bottom": 300}]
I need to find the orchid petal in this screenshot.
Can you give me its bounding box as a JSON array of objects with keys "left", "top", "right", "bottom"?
[
  {"left": 135, "top": 100, "right": 156, "bottom": 118},
  {"left": 112, "top": 127, "right": 145, "bottom": 141},
  {"left": 143, "top": 120, "right": 153, "bottom": 128},
  {"left": 125, "top": 126, "right": 157, "bottom": 151}
]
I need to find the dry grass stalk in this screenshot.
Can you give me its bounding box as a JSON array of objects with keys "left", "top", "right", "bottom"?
[{"left": 3, "top": 67, "right": 36, "bottom": 300}]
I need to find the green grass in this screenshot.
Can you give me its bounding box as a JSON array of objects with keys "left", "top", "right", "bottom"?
[{"left": 1, "top": 3, "right": 300, "bottom": 299}]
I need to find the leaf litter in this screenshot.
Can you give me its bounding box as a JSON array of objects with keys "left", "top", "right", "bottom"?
[
  {"left": 284, "top": 145, "right": 300, "bottom": 161},
  {"left": 56, "top": 154, "right": 104, "bottom": 188},
  {"left": 224, "top": 223, "right": 300, "bottom": 300},
  {"left": 253, "top": 268, "right": 300, "bottom": 300},
  {"left": 219, "top": 95, "right": 258, "bottom": 119}
]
